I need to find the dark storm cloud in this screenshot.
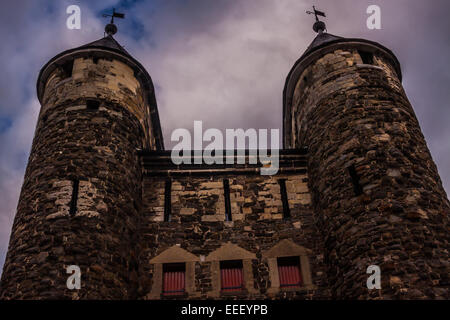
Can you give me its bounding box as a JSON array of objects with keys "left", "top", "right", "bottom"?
[{"left": 0, "top": 0, "right": 449, "bottom": 275}]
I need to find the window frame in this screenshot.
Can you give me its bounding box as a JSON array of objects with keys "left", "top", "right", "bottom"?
[
  {"left": 220, "top": 260, "right": 244, "bottom": 293},
  {"left": 277, "top": 256, "right": 303, "bottom": 288},
  {"left": 162, "top": 263, "right": 186, "bottom": 296}
]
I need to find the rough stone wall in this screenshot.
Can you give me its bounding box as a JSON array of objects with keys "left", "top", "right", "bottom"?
[
  {"left": 287, "top": 47, "right": 450, "bottom": 299},
  {"left": 41, "top": 57, "right": 156, "bottom": 149},
  {"left": 0, "top": 56, "right": 152, "bottom": 299},
  {"left": 138, "top": 169, "right": 329, "bottom": 299}
]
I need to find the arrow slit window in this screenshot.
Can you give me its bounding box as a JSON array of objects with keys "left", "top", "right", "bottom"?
[
  {"left": 164, "top": 179, "right": 172, "bottom": 222},
  {"left": 69, "top": 179, "right": 79, "bottom": 216},
  {"left": 278, "top": 179, "right": 291, "bottom": 219},
  {"left": 223, "top": 179, "right": 232, "bottom": 221}
]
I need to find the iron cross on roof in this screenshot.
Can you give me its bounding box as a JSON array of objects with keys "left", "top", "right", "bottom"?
[
  {"left": 306, "top": 5, "right": 326, "bottom": 21},
  {"left": 306, "top": 6, "right": 327, "bottom": 33},
  {"left": 102, "top": 8, "right": 125, "bottom": 36},
  {"left": 103, "top": 8, "right": 125, "bottom": 24}
]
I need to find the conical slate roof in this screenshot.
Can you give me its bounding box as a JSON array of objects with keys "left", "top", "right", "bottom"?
[
  {"left": 301, "top": 32, "right": 343, "bottom": 58},
  {"left": 77, "top": 34, "right": 133, "bottom": 58}
]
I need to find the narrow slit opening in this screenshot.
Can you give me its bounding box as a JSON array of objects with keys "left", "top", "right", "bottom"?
[
  {"left": 278, "top": 179, "right": 291, "bottom": 219},
  {"left": 69, "top": 179, "right": 80, "bottom": 216},
  {"left": 164, "top": 179, "right": 172, "bottom": 222},
  {"left": 348, "top": 164, "right": 363, "bottom": 196},
  {"left": 223, "top": 179, "right": 232, "bottom": 221}
]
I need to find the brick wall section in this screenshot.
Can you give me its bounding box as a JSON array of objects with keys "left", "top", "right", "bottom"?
[
  {"left": 286, "top": 47, "right": 450, "bottom": 299},
  {"left": 137, "top": 151, "right": 329, "bottom": 299}
]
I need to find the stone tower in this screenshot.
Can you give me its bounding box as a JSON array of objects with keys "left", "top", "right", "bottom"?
[
  {"left": 283, "top": 22, "right": 450, "bottom": 299},
  {"left": 0, "top": 26, "right": 163, "bottom": 299}
]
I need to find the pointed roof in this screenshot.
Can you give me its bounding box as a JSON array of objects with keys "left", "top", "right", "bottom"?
[
  {"left": 262, "top": 239, "right": 311, "bottom": 258},
  {"left": 205, "top": 242, "right": 256, "bottom": 261},
  {"left": 302, "top": 32, "right": 343, "bottom": 57},
  {"left": 150, "top": 245, "right": 199, "bottom": 263},
  {"left": 77, "top": 34, "right": 133, "bottom": 58}
]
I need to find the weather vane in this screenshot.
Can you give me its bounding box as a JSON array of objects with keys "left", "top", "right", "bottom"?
[
  {"left": 102, "top": 8, "right": 125, "bottom": 36},
  {"left": 306, "top": 6, "right": 327, "bottom": 33}
]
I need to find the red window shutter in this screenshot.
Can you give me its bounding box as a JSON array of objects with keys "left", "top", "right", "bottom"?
[
  {"left": 278, "top": 260, "right": 302, "bottom": 287},
  {"left": 163, "top": 265, "right": 185, "bottom": 296},
  {"left": 221, "top": 265, "right": 243, "bottom": 292}
]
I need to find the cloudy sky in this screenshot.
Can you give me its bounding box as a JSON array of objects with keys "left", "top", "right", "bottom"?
[{"left": 0, "top": 0, "right": 449, "bottom": 275}]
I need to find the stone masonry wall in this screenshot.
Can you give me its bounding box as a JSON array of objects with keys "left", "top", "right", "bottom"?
[
  {"left": 138, "top": 171, "right": 329, "bottom": 299},
  {"left": 288, "top": 47, "right": 449, "bottom": 299}
]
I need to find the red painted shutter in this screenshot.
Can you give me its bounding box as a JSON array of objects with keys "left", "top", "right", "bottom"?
[
  {"left": 278, "top": 264, "right": 302, "bottom": 287},
  {"left": 163, "top": 270, "right": 185, "bottom": 295},
  {"left": 221, "top": 267, "right": 243, "bottom": 292}
]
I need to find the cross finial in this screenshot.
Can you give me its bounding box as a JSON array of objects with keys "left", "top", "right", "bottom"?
[
  {"left": 306, "top": 6, "right": 327, "bottom": 33},
  {"left": 102, "top": 8, "right": 125, "bottom": 36}
]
